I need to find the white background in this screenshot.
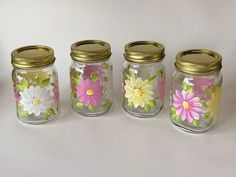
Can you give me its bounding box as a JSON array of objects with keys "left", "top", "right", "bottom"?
[{"left": 0, "top": 0, "right": 236, "bottom": 177}]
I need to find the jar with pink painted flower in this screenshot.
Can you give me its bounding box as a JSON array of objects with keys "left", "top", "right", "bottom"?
[
  {"left": 11, "top": 45, "right": 61, "bottom": 124},
  {"left": 170, "top": 49, "right": 222, "bottom": 133},
  {"left": 70, "top": 40, "right": 113, "bottom": 116},
  {"left": 122, "top": 41, "right": 165, "bottom": 118}
]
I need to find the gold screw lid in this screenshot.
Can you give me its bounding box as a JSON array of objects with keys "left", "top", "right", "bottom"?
[
  {"left": 124, "top": 41, "right": 165, "bottom": 63},
  {"left": 70, "top": 40, "right": 111, "bottom": 62},
  {"left": 11, "top": 45, "right": 55, "bottom": 69},
  {"left": 175, "top": 49, "right": 222, "bottom": 75}
]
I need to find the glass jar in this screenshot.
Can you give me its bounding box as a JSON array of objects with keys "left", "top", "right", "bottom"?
[
  {"left": 70, "top": 40, "right": 113, "bottom": 116},
  {"left": 11, "top": 45, "right": 61, "bottom": 124},
  {"left": 122, "top": 41, "right": 166, "bottom": 118},
  {"left": 170, "top": 49, "right": 222, "bottom": 133}
]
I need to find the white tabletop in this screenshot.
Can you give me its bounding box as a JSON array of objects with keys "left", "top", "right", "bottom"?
[{"left": 0, "top": 1, "right": 236, "bottom": 177}]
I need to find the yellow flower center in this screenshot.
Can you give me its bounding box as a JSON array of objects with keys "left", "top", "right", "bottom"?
[
  {"left": 86, "top": 89, "right": 94, "bottom": 96},
  {"left": 33, "top": 98, "right": 41, "bottom": 106},
  {"left": 135, "top": 88, "right": 144, "bottom": 97},
  {"left": 183, "top": 101, "right": 190, "bottom": 110}
]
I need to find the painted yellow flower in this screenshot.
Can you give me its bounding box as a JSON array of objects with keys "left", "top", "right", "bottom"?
[
  {"left": 206, "top": 85, "right": 221, "bottom": 117},
  {"left": 124, "top": 77, "right": 153, "bottom": 108}
]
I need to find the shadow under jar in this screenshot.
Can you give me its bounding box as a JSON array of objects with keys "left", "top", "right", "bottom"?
[
  {"left": 70, "top": 40, "right": 113, "bottom": 116},
  {"left": 170, "top": 49, "right": 223, "bottom": 133},
  {"left": 122, "top": 41, "right": 166, "bottom": 118},
  {"left": 11, "top": 45, "right": 61, "bottom": 124}
]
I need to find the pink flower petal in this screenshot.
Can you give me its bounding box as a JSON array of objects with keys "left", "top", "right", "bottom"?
[
  {"left": 180, "top": 109, "right": 187, "bottom": 121},
  {"left": 186, "top": 92, "right": 194, "bottom": 101}
]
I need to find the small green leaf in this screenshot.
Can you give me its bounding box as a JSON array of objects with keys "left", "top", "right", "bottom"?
[
  {"left": 47, "top": 108, "right": 55, "bottom": 116},
  {"left": 16, "top": 85, "right": 24, "bottom": 92},
  {"left": 17, "top": 104, "right": 24, "bottom": 109},
  {"left": 91, "top": 72, "right": 99, "bottom": 82},
  {"left": 104, "top": 76, "right": 109, "bottom": 82},
  {"left": 170, "top": 106, "right": 176, "bottom": 114},
  {"left": 76, "top": 102, "right": 84, "bottom": 110},
  {"left": 180, "top": 83, "right": 188, "bottom": 91},
  {"left": 41, "top": 78, "right": 51, "bottom": 87},
  {"left": 148, "top": 75, "right": 157, "bottom": 83},
  {"left": 186, "top": 86, "right": 193, "bottom": 93},
  {"left": 204, "top": 113, "right": 210, "bottom": 119},
  {"left": 20, "top": 111, "right": 29, "bottom": 118},
  {"left": 192, "top": 120, "right": 200, "bottom": 127},
  {"left": 88, "top": 104, "right": 95, "bottom": 111},
  {"left": 175, "top": 115, "right": 181, "bottom": 123},
  {"left": 20, "top": 78, "right": 29, "bottom": 89},
  {"left": 102, "top": 99, "right": 111, "bottom": 108},
  {"left": 127, "top": 102, "right": 133, "bottom": 109},
  {"left": 149, "top": 100, "right": 155, "bottom": 108},
  {"left": 71, "top": 92, "right": 76, "bottom": 102},
  {"left": 144, "top": 104, "right": 151, "bottom": 112},
  {"left": 43, "top": 113, "right": 49, "bottom": 120},
  {"left": 128, "top": 70, "right": 136, "bottom": 79},
  {"left": 102, "top": 63, "right": 109, "bottom": 69}
]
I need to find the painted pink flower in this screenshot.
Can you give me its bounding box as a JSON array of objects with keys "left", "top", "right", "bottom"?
[
  {"left": 84, "top": 65, "right": 103, "bottom": 79},
  {"left": 173, "top": 90, "right": 204, "bottom": 123},
  {"left": 157, "top": 77, "right": 165, "bottom": 102},
  {"left": 83, "top": 64, "right": 104, "bottom": 85},
  {"left": 76, "top": 79, "right": 103, "bottom": 106},
  {"left": 53, "top": 80, "right": 60, "bottom": 104},
  {"left": 13, "top": 78, "right": 20, "bottom": 104},
  {"left": 191, "top": 78, "right": 214, "bottom": 99}
]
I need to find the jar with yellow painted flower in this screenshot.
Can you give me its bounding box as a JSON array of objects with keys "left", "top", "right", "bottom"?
[
  {"left": 170, "top": 49, "right": 222, "bottom": 132},
  {"left": 11, "top": 45, "right": 61, "bottom": 124},
  {"left": 70, "top": 40, "right": 113, "bottom": 116},
  {"left": 122, "top": 41, "right": 166, "bottom": 117}
]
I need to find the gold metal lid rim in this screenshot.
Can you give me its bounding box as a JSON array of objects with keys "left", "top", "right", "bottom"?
[
  {"left": 70, "top": 40, "right": 111, "bottom": 62},
  {"left": 124, "top": 40, "right": 165, "bottom": 63},
  {"left": 175, "top": 49, "right": 222, "bottom": 75}
]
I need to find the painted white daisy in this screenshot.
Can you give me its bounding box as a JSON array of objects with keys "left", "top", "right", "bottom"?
[{"left": 19, "top": 86, "right": 53, "bottom": 116}]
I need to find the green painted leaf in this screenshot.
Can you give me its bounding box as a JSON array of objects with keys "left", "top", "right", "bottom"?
[
  {"left": 47, "top": 108, "right": 55, "bottom": 116},
  {"left": 148, "top": 75, "right": 157, "bottom": 83},
  {"left": 43, "top": 113, "right": 50, "bottom": 120},
  {"left": 102, "top": 99, "right": 111, "bottom": 108},
  {"left": 71, "top": 92, "right": 76, "bottom": 102},
  {"left": 88, "top": 104, "right": 95, "bottom": 111},
  {"left": 102, "top": 63, "right": 109, "bottom": 69},
  {"left": 149, "top": 100, "right": 155, "bottom": 108},
  {"left": 41, "top": 78, "right": 51, "bottom": 87},
  {"left": 104, "top": 76, "right": 109, "bottom": 82},
  {"left": 180, "top": 83, "right": 188, "bottom": 91},
  {"left": 144, "top": 104, "right": 151, "bottom": 112},
  {"left": 20, "top": 78, "right": 29, "bottom": 89},
  {"left": 76, "top": 102, "right": 84, "bottom": 110},
  {"left": 204, "top": 113, "right": 210, "bottom": 119},
  {"left": 91, "top": 72, "right": 99, "bottom": 82},
  {"left": 170, "top": 106, "right": 176, "bottom": 114},
  {"left": 127, "top": 102, "right": 133, "bottom": 109},
  {"left": 17, "top": 104, "right": 24, "bottom": 109},
  {"left": 175, "top": 115, "right": 181, "bottom": 123},
  {"left": 20, "top": 111, "right": 28, "bottom": 118},
  {"left": 128, "top": 70, "right": 136, "bottom": 79},
  {"left": 16, "top": 85, "right": 24, "bottom": 92},
  {"left": 193, "top": 120, "right": 200, "bottom": 127},
  {"left": 186, "top": 86, "right": 193, "bottom": 93}
]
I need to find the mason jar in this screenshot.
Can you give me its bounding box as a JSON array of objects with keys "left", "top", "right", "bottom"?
[
  {"left": 170, "top": 49, "right": 222, "bottom": 133},
  {"left": 11, "top": 45, "right": 61, "bottom": 124},
  {"left": 122, "top": 41, "right": 166, "bottom": 118},
  {"left": 70, "top": 40, "right": 113, "bottom": 116}
]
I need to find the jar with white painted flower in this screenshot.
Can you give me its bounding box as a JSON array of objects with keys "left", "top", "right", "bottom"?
[
  {"left": 170, "top": 49, "right": 222, "bottom": 133},
  {"left": 11, "top": 45, "right": 61, "bottom": 124},
  {"left": 122, "top": 41, "right": 166, "bottom": 118},
  {"left": 70, "top": 40, "right": 113, "bottom": 116}
]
